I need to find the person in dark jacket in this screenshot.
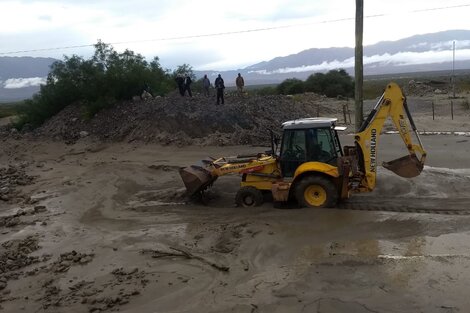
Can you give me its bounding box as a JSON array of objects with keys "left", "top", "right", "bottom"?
[
  {"left": 183, "top": 74, "right": 192, "bottom": 97},
  {"left": 175, "top": 74, "right": 184, "bottom": 96},
  {"left": 214, "top": 74, "right": 225, "bottom": 105}
]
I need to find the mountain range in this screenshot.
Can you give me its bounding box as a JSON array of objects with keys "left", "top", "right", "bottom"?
[
  {"left": 1, "top": 30, "right": 470, "bottom": 102},
  {"left": 199, "top": 29, "right": 470, "bottom": 85}
]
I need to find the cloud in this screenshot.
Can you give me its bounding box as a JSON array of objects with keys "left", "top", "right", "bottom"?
[
  {"left": 1, "top": 0, "right": 470, "bottom": 72},
  {"left": 38, "top": 15, "right": 52, "bottom": 21},
  {"left": 249, "top": 48, "right": 470, "bottom": 74},
  {"left": 3, "top": 77, "right": 46, "bottom": 89},
  {"left": 430, "top": 40, "right": 470, "bottom": 50}
]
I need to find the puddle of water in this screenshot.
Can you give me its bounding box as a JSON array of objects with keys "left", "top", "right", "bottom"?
[
  {"left": 385, "top": 131, "right": 470, "bottom": 136},
  {"left": 127, "top": 200, "right": 185, "bottom": 207},
  {"left": 378, "top": 254, "right": 470, "bottom": 260}
]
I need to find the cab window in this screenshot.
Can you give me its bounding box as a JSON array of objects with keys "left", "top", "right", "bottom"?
[
  {"left": 306, "top": 128, "right": 337, "bottom": 164},
  {"left": 280, "top": 129, "right": 306, "bottom": 177}
]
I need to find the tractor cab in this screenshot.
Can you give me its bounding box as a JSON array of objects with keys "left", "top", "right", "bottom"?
[{"left": 279, "top": 118, "right": 344, "bottom": 177}]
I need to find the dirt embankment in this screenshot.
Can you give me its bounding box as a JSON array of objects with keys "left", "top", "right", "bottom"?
[
  {"left": 3, "top": 92, "right": 350, "bottom": 146},
  {"left": 2, "top": 81, "right": 470, "bottom": 146}
]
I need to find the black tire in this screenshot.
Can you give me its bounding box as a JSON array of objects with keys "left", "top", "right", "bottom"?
[
  {"left": 295, "top": 176, "right": 338, "bottom": 208},
  {"left": 235, "top": 186, "right": 264, "bottom": 207}
]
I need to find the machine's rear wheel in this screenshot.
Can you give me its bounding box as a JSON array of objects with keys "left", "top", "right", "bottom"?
[
  {"left": 235, "top": 187, "right": 263, "bottom": 207},
  {"left": 295, "top": 176, "right": 338, "bottom": 208}
]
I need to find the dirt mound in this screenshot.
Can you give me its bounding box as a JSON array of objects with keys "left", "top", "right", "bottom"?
[
  {"left": 34, "top": 92, "right": 347, "bottom": 146},
  {"left": 405, "top": 80, "right": 449, "bottom": 97}
]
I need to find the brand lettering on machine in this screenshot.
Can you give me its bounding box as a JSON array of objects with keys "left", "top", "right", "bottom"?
[
  {"left": 399, "top": 118, "right": 408, "bottom": 135},
  {"left": 370, "top": 129, "right": 377, "bottom": 172},
  {"left": 221, "top": 164, "right": 248, "bottom": 172}
]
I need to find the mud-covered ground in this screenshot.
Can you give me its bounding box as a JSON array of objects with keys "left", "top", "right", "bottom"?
[
  {"left": 0, "top": 131, "right": 470, "bottom": 312},
  {"left": 0, "top": 87, "right": 470, "bottom": 312}
]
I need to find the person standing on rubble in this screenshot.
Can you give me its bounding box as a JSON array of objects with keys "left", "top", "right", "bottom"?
[
  {"left": 235, "top": 73, "right": 245, "bottom": 95},
  {"left": 183, "top": 74, "right": 193, "bottom": 97},
  {"left": 202, "top": 74, "right": 211, "bottom": 97},
  {"left": 215, "top": 74, "right": 225, "bottom": 105},
  {"left": 175, "top": 74, "right": 184, "bottom": 96}
]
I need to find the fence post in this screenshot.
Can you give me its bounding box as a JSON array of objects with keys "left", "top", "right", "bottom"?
[
  {"left": 451, "top": 100, "right": 454, "bottom": 120},
  {"left": 432, "top": 101, "right": 435, "bottom": 120}
]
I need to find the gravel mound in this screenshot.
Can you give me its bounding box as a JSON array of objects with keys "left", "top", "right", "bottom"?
[{"left": 34, "top": 92, "right": 347, "bottom": 146}]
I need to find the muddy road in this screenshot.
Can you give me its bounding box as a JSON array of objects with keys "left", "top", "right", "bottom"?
[{"left": 0, "top": 134, "right": 470, "bottom": 312}]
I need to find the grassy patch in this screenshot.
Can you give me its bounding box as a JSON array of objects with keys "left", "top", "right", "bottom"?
[
  {"left": 0, "top": 102, "right": 23, "bottom": 118},
  {"left": 457, "top": 77, "right": 470, "bottom": 93},
  {"left": 461, "top": 98, "right": 470, "bottom": 110},
  {"left": 363, "top": 78, "right": 411, "bottom": 99}
]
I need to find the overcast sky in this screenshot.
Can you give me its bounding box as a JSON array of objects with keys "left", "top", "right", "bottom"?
[{"left": 1, "top": 0, "right": 470, "bottom": 71}]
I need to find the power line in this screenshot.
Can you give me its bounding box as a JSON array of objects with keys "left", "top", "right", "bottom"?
[
  {"left": 0, "top": 44, "right": 95, "bottom": 55},
  {"left": 0, "top": 3, "right": 469, "bottom": 56}
]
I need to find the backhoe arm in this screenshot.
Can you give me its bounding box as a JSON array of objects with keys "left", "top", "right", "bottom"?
[
  {"left": 179, "top": 155, "right": 278, "bottom": 196},
  {"left": 354, "top": 82, "right": 427, "bottom": 191}
]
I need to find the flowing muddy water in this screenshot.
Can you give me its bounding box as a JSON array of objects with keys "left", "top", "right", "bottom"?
[{"left": 0, "top": 137, "right": 470, "bottom": 312}]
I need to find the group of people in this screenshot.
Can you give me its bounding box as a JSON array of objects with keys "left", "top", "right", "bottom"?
[
  {"left": 204, "top": 74, "right": 226, "bottom": 105},
  {"left": 185, "top": 72, "right": 245, "bottom": 105},
  {"left": 143, "top": 73, "right": 245, "bottom": 104},
  {"left": 175, "top": 74, "right": 193, "bottom": 97}
]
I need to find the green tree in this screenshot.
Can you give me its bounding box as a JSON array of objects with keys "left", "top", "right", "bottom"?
[
  {"left": 277, "top": 78, "right": 305, "bottom": 95},
  {"left": 15, "top": 41, "right": 175, "bottom": 128},
  {"left": 149, "top": 57, "right": 173, "bottom": 96},
  {"left": 172, "top": 64, "right": 196, "bottom": 81},
  {"left": 304, "top": 69, "right": 354, "bottom": 98}
]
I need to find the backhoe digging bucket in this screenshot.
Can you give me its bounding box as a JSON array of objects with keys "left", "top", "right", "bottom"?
[
  {"left": 382, "top": 154, "right": 423, "bottom": 178},
  {"left": 179, "top": 165, "right": 217, "bottom": 196}
]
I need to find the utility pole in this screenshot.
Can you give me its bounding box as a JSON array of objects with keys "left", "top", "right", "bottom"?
[
  {"left": 355, "top": 0, "right": 364, "bottom": 131},
  {"left": 452, "top": 40, "right": 456, "bottom": 98}
]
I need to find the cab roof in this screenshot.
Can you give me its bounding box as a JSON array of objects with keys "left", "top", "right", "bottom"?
[{"left": 282, "top": 117, "right": 338, "bottom": 130}]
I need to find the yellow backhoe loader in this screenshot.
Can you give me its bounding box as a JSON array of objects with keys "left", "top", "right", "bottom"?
[{"left": 179, "top": 82, "right": 427, "bottom": 208}]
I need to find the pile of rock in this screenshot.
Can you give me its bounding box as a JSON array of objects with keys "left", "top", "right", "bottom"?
[
  {"left": 0, "top": 236, "right": 41, "bottom": 288},
  {"left": 51, "top": 250, "right": 94, "bottom": 273},
  {"left": 33, "top": 92, "right": 346, "bottom": 146},
  {"left": 0, "top": 165, "right": 36, "bottom": 202},
  {"left": 405, "top": 80, "right": 447, "bottom": 97}
]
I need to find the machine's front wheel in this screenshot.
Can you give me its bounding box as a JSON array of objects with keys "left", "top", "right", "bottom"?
[
  {"left": 235, "top": 187, "right": 264, "bottom": 207},
  {"left": 295, "top": 176, "right": 338, "bottom": 208}
]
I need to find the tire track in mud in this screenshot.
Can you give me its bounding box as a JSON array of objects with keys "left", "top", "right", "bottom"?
[
  {"left": 338, "top": 197, "right": 470, "bottom": 215},
  {"left": 338, "top": 167, "right": 470, "bottom": 215}
]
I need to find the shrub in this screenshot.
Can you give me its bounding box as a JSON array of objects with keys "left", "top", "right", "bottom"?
[
  {"left": 305, "top": 69, "right": 354, "bottom": 98},
  {"left": 276, "top": 69, "right": 354, "bottom": 97},
  {"left": 277, "top": 78, "right": 305, "bottom": 95}
]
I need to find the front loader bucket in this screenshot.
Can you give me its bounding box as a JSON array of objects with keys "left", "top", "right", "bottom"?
[
  {"left": 382, "top": 154, "right": 423, "bottom": 178},
  {"left": 179, "top": 165, "right": 217, "bottom": 196}
]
